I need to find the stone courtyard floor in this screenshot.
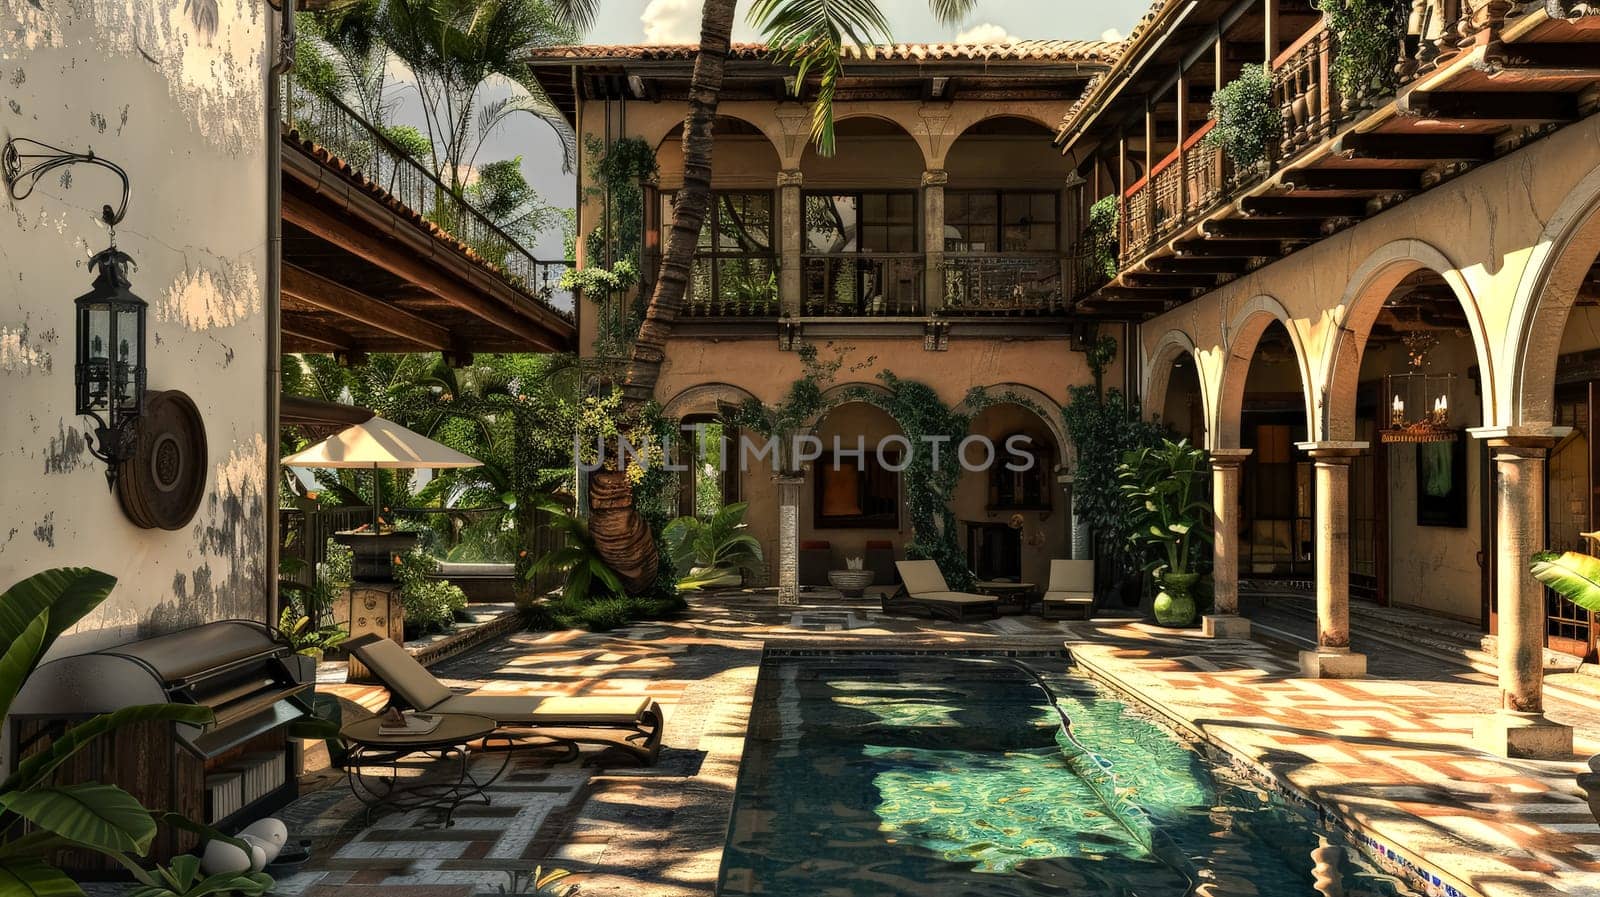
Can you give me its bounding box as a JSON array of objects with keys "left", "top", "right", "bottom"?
[{"left": 267, "top": 591, "right": 1600, "bottom": 897}]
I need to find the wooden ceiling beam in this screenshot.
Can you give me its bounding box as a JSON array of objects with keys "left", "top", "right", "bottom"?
[
  {"left": 282, "top": 190, "right": 567, "bottom": 352},
  {"left": 282, "top": 315, "right": 357, "bottom": 353},
  {"left": 1239, "top": 195, "right": 1371, "bottom": 218},
  {"left": 1202, "top": 217, "right": 1326, "bottom": 239},
  {"left": 1333, "top": 132, "right": 1495, "bottom": 161},
  {"left": 1146, "top": 255, "right": 1254, "bottom": 274},
  {"left": 283, "top": 263, "right": 453, "bottom": 351},
  {"left": 1398, "top": 90, "right": 1579, "bottom": 123},
  {"left": 1174, "top": 238, "right": 1284, "bottom": 257},
  {"left": 1281, "top": 168, "right": 1423, "bottom": 191},
  {"left": 1123, "top": 272, "right": 1221, "bottom": 289}
]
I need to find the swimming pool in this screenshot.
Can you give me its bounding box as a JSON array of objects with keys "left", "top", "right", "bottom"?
[{"left": 717, "top": 651, "right": 1414, "bottom": 896}]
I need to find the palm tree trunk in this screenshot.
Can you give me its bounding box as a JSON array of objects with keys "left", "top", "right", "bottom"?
[{"left": 620, "top": 0, "right": 737, "bottom": 405}]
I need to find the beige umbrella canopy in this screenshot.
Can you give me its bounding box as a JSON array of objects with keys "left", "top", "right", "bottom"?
[{"left": 281, "top": 416, "right": 481, "bottom": 528}]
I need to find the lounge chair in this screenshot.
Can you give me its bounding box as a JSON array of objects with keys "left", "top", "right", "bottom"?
[
  {"left": 883, "top": 560, "right": 999, "bottom": 622},
  {"left": 1041, "top": 559, "right": 1096, "bottom": 620},
  {"left": 348, "top": 635, "right": 665, "bottom": 765}
]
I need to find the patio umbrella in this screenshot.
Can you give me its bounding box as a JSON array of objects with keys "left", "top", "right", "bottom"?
[{"left": 281, "top": 416, "right": 481, "bottom": 529}]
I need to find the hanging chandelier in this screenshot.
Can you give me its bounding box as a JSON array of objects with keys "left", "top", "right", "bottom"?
[{"left": 1381, "top": 332, "right": 1456, "bottom": 444}]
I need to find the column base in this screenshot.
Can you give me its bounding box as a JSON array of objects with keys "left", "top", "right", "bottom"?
[
  {"left": 1299, "top": 649, "right": 1367, "bottom": 679},
  {"left": 1202, "top": 614, "right": 1252, "bottom": 639},
  {"left": 1473, "top": 711, "right": 1574, "bottom": 760}
]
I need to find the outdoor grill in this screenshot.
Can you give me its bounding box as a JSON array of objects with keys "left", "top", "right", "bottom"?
[{"left": 9, "top": 620, "right": 315, "bottom": 875}]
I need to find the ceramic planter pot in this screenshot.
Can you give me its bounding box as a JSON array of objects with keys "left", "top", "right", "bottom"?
[
  {"left": 1153, "top": 572, "right": 1201, "bottom": 627},
  {"left": 828, "top": 569, "right": 875, "bottom": 598}
]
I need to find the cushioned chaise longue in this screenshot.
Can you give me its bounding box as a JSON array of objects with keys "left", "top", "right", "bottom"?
[
  {"left": 1040, "top": 559, "right": 1096, "bottom": 620},
  {"left": 349, "top": 635, "right": 665, "bottom": 765},
  {"left": 883, "top": 560, "right": 1000, "bottom": 622}
]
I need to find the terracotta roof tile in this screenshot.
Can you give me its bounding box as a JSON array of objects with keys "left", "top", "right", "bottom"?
[
  {"left": 1055, "top": 0, "right": 1186, "bottom": 147},
  {"left": 531, "top": 40, "right": 1121, "bottom": 64}
]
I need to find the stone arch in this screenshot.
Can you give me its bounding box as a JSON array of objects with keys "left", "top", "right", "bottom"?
[
  {"left": 1507, "top": 163, "right": 1600, "bottom": 429},
  {"left": 954, "top": 383, "right": 1070, "bottom": 469},
  {"left": 805, "top": 381, "right": 897, "bottom": 430},
  {"left": 801, "top": 113, "right": 934, "bottom": 173},
  {"left": 949, "top": 112, "right": 1061, "bottom": 142},
  {"left": 660, "top": 382, "right": 761, "bottom": 420},
  {"left": 648, "top": 112, "right": 786, "bottom": 163},
  {"left": 1142, "top": 329, "right": 1208, "bottom": 439},
  {"left": 1320, "top": 239, "right": 1495, "bottom": 442},
  {"left": 1214, "top": 295, "right": 1314, "bottom": 450}
]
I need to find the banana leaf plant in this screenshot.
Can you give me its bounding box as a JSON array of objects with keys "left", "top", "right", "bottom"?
[
  {"left": 1116, "top": 438, "right": 1214, "bottom": 580},
  {"left": 0, "top": 568, "right": 217, "bottom": 896},
  {"left": 1530, "top": 539, "right": 1600, "bottom": 614},
  {"left": 529, "top": 508, "right": 626, "bottom": 603},
  {"left": 663, "top": 502, "right": 764, "bottom": 591}
]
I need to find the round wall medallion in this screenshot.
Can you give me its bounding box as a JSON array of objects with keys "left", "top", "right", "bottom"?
[{"left": 116, "top": 389, "right": 208, "bottom": 530}]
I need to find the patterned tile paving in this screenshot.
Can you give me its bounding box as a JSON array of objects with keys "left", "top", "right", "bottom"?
[
  {"left": 1064, "top": 621, "right": 1600, "bottom": 897},
  {"left": 272, "top": 593, "right": 1600, "bottom": 897}
]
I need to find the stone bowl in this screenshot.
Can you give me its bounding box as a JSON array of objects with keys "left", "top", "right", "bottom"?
[{"left": 828, "top": 569, "right": 875, "bottom": 598}]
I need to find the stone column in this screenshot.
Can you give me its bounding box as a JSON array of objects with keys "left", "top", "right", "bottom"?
[
  {"left": 1470, "top": 429, "right": 1575, "bottom": 759},
  {"left": 1295, "top": 441, "right": 1368, "bottom": 678},
  {"left": 1204, "top": 449, "right": 1253, "bottom": 639},
  {"left": 1070, "top": 485, "right": 1092, "bottom": 560},
  {"left": 778, "top": 169, "right": 804, "bottom": 317},
  {"left": 922, "top": 169, "right": 948, "bottom": 314},
  {"left": 775, "top": 473, "right": 804, "bottom": 605}
]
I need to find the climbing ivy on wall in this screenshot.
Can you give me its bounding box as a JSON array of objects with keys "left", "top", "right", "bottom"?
[
  {"left": 562, "top": 135, "right": 658, "bottom": 359},
  {"left": 724, "top": 343, "right": 850, "bottom": 474},
  {"left": 842, "top": 371, "right": 998, "bottom": 592}
]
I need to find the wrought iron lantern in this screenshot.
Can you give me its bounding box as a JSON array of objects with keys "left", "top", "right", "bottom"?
[
  {"left": 4, "top": 138, "right": 146, "bottom": 485},
  {"left": 75, "top": 246, "right": 148, "bottom": 479}
]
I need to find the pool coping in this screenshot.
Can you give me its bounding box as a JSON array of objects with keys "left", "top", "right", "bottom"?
[{"left": 1066, "top": 643, "right": 1489, "bottom": 897}]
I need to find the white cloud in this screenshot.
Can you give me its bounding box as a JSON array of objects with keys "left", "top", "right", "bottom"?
[
  {"left": 955, "top": 22, "right": 1018, "bottom": 44},
  {"left": 1101, "top": 27, "right": 1125, "bottom": 42},
  {"left": 641, "top": 0, "right": 700, "bottom": 43}
]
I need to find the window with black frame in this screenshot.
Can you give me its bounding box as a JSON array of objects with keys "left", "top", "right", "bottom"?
[
  {"left": 944, "top": 190, "right": 1063, "bottom": 314},
  {"left": 662, "top": 191, "right": 776, "bottom": 316},
  {"left": 803, "top": 192, "right": 921, "bottom": 316}
]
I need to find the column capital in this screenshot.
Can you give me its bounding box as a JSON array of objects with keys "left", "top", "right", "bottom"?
[
  {"left": 777, "top": 168, "right": 804, "bottom": 187},
  {"left": 1209, "top": 448, "right": 1252, "bottom": 467},
  {"left": 1295, "top": 441, "right": 1368, "bottom": 460},
  {"left": 1467, "top": 426, "right": 1571, "bottom": 450},
  {"left": 921, "top": 168, "right": 949, "bottom": 187},
  {"left": 771, "top": 473, "right": 805, "bottom": 485}
]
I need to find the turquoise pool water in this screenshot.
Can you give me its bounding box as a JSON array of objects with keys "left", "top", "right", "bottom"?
[{"left": 717, "top": 653, "right": 1413, "bottom": 896}]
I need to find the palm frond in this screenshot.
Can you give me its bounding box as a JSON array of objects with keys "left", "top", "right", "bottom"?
[
  {"left": 926, "top": 0, "right": 980, "bottom": 27},
  {"left": 748, "top": 0, "right": 893, "bottom": 156}
]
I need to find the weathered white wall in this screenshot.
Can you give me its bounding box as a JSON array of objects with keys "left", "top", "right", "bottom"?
[{"left": 0, "top": 0, "right": 271, "bottom": 656}]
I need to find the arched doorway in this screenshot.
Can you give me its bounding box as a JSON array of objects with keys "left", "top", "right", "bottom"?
[
  {"left": 954, "top": 402, "right": 1065, "bottom": 586},
  {"left": 1159, "top": 352, "right": 1206, "bottom": 446},
  {"left": 800, "top": 400, "right": 909, "bottom": 588},
  {"left": 1230, "top": 321, "right": 1318, "bottom": 584}
]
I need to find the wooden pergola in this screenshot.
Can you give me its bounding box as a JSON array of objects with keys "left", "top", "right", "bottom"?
[{"left": 279, "top": 106, "right": 575, "bottom": 361}]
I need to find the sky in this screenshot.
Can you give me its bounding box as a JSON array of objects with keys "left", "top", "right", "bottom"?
[{"left": 390, "top": 1, "right": 1158, "bottom": 264}]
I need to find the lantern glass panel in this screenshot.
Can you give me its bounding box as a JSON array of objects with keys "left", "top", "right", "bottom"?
[
  {"left": 115, "top": 306, "right": 140, "bottom": 410},
  {"left": 79, "top": 301, "right": 112, "bottom": 413}
]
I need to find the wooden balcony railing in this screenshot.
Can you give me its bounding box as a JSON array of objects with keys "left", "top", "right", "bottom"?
[
  {"left": 942, "top": 254, "right": 1067, "bottom": 315},
  {"left": 803, "top": 253, "right": 923, "bottom": 316},
  {"left": 1273, "top": 21, "right": 1345, "bottom": 161},
  {"left": 1121, "top": 119, "right": 1229, "bottom": 264}
]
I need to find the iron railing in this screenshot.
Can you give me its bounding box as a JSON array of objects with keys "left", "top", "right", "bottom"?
[
  {"left": 802, "top": 252, "right": 923, "bottom": 316},
  {"left": 681, "top": 256, "right": 780, "bottom": 317},
  {"left": 281, "top": 79, "right": 572, "bottom": 311},
  {"left": 942, "top": 254, "right": 1067, "bottom": 315}
]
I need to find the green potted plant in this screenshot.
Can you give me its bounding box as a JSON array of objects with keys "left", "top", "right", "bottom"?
[
  {"left": 1118, "top": 438, "right": 1214, "bottom": 627},
  {"left": 1204, "top": 63, "right": 1282, "bottom": 174},
  {"left": 276, "top": 605, "right": 349, "bottom": 663},
  {"left": 663, "top": 501, "right": 765, "bottom": 591}
]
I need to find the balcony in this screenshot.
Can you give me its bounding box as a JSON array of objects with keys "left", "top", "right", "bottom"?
[
  {"left": 941, "top": 254, "right": 1068, "bottom": 316},
  {"left": 1075, "top": 4, "right": 1600, "bottom": 316},
  {"left": 803, "top": 253, "right": 924, "bottom": 317}
]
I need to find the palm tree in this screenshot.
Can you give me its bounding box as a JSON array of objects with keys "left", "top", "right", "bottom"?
[{"left": 550, "top": 0, "right": 977, "bottom": 592}]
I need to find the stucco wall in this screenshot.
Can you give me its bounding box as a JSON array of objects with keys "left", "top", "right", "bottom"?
[{"left": 0, "top": 0, "right": 270, "bottom": 656}]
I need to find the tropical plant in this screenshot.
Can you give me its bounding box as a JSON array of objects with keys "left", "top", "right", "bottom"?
[
  {"left": 1118, "top": 438, "right": 1214, "bottom": 626},
  {"left": 1204, "top": 63, "right": 1281, "bottom": 170},
  {"left": 277, "top": 605, "right": 350, "bottom": 657},
  {"left": 664, "top": 502, "right": 765, "bottom": 590},
  {"left": 1530, "top": 545, "right": 1600, "bottom": 614},
  {"left": 724, "top": 342, "right": 850, "bottom": 475},
  {"left": 394, "top": 550, "right": 469, "bottom": 637},
  {"left": 0, "top": 569, "right": 216, "bottom": 896},
  {"left": 1085, "top": 195, "right": 1120, "bottom": 281},
  {"left": 530, "top": 508, "right": 626, "bottom": 603},
  {"left": 126, "top": 852, "right": 272, "bottom": 897},
  {"left": 1316, "top": 0, "right": 1408, "bottom": 102}
]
